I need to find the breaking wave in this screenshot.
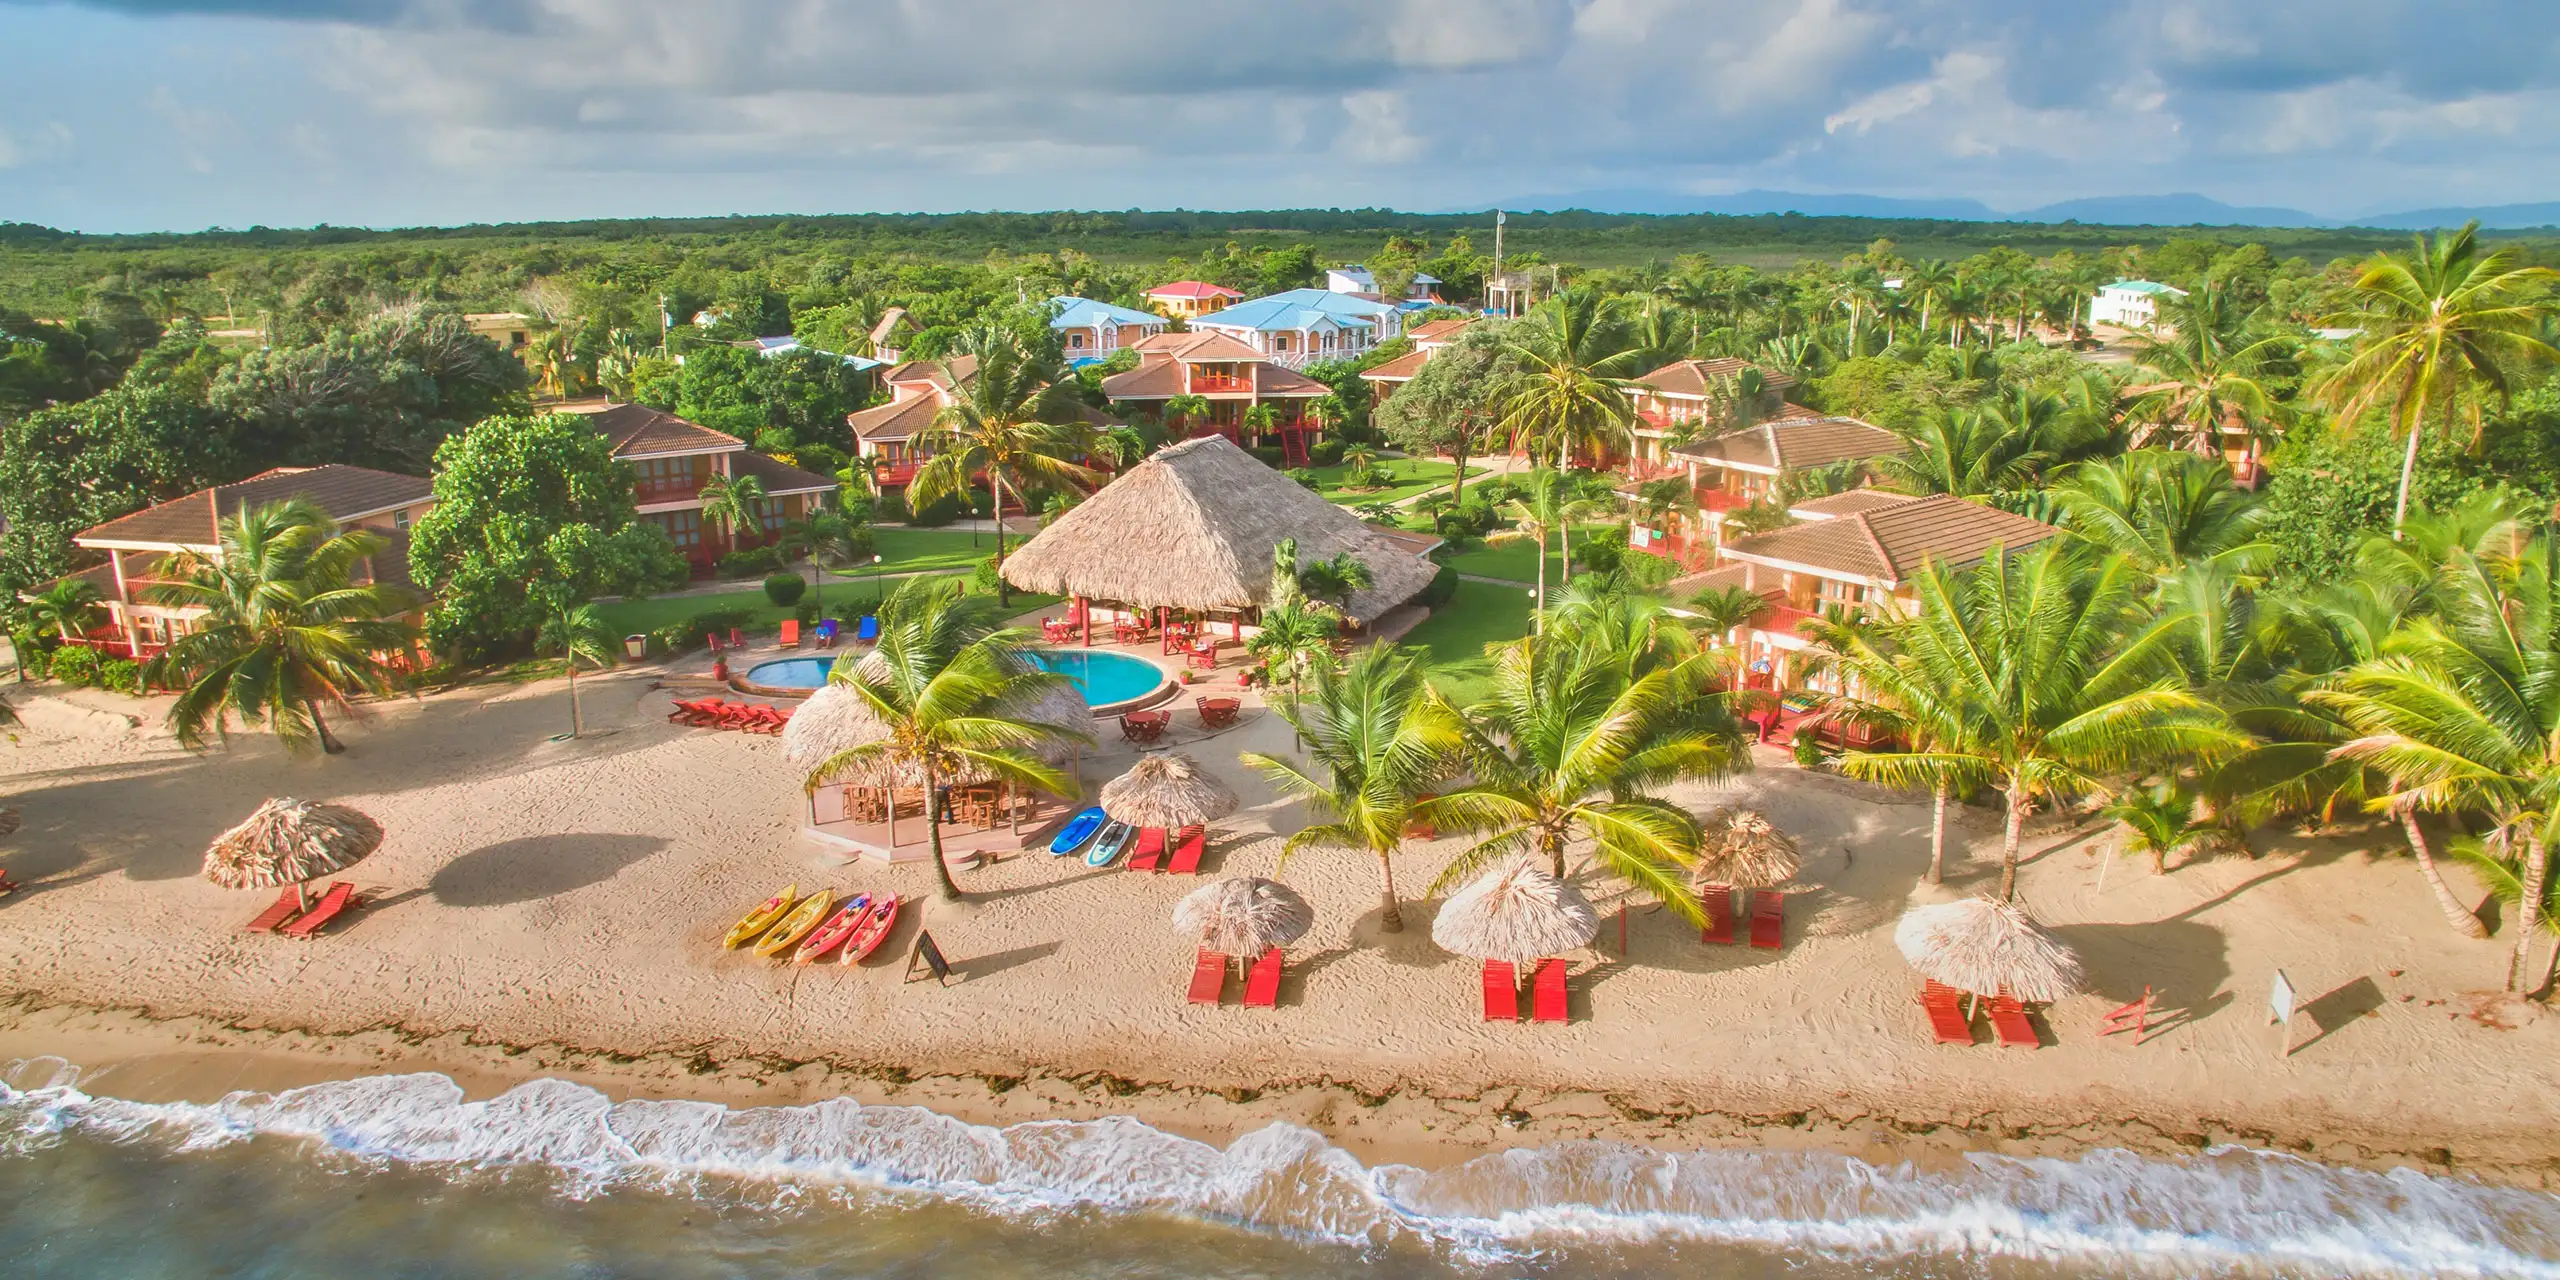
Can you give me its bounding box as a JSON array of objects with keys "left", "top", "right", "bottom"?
[{"left": 2, "top": 1058, "right": 2553, "bottom": 1277}]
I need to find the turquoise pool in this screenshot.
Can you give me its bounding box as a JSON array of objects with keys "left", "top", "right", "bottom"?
[{"left": 740, "top": 649, "right": 1168, "bottom": 711}]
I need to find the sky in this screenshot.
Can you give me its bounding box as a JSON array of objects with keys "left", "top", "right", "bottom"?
[{"left": 1, "top": 0, "right": 2555, "bottom": 234}]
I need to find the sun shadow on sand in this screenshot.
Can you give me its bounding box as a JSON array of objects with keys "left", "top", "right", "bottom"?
[
  {"left": 430, "top": 833, "right": 666, "bottom": 907},
  {"left": 957, "top": 940, "right": 1059, "bottom": 981},
  {"left": 2294, "top": 976, "right": 2387, "bottom": 1054},
  {"left": 2050, "top": 918, "right": 2234, "bottom": 1035}
]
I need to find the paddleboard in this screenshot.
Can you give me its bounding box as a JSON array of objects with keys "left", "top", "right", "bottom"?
[
  {"left": 1049, "top": 806, "right": 1107, "bottom": 856},
  {"left": 1086, "top": 821, "right": 1132, "bottom": 868}
]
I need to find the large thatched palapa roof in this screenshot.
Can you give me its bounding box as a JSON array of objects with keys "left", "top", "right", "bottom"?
[
  {"left": 1172, "top": 877, "right": 1313, "bottom": 955},
  {"left": 999, "top": 435, "right": 1437, "bottom": 623},
  {"left": 1894, "top": 897, "right": 2084, "bottom": 1003},
  {"left": 787, "top": 655, "right": 1092, "bottom": 788},
  {"left": 202, "top": 798, "right": 383, "bottom": 890},
  {"left": 1100, "top": 752, "right": 1239, "bottom": 829}
]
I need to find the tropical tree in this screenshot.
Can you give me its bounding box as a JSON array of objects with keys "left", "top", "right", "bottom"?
[
  {"left": 1295, "top": 552, "right": 1375, "bottom": 615},
  {"left": 2316, "top": 222, "right": 2560, "bottom": 536},
  {"left": 18, "top": 578, "right": 104, "bottom": 642},
  {"left": 1874, "top": 406, "right": 2050, "bottom": 498},
  {"left": 1489, "top": 467, "right": 1610, "bottom": 621},
  {"left": 142, "top": 499, "right": 421, "bottom": 756},
  {"left": 695, "top": 472, "right": 770, "bottom": 553},
  {"left": 2102, "top": 781, "right": 2218, "bottom": 875},
  {"left": 911, "top": 329, "right": 1103, "bottom": 604},
  {"left": 537, "top": 601, "right": 620, "bottom": 739},
  {"left": 802, "top": 578, "right": 1089, "bottom": 902},
  {"left": 2051, "top": 450, "right": 2269, "bottom": 575},
  {"left": 1242, "top": 645, "right": 1461, "bottom": 932},
  {"left": 1496, "top": 289, "right": 1645, "bottom": 469},
  {"left": 2125, "top": 284, "right": 2287, "bottom": 460},
  {"left": 1800, "top": 608, "right": 1994, "bottom": 885},
  {"left": 775, "top": 510, "right": 873, "bottom": 617}
]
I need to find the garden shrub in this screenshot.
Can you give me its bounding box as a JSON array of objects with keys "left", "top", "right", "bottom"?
[
  {"left": 11, "top": 633, "right": 47, "bottom": 680},
  {"left": 99, "top": 657, "right": 144, "bottom": 695},
  {"left": 1420, "top": 564, "right": 1460, "bottom": 608},
  {"left": 655, "top": 604, "right": 760, "bottom": 654},
  {"left": 1621, "top": 549, "right": 1676, "bottom": 590},
  {"left": 763, "top": 572, "right": 807, "bottom": 606},
  {"left": 1284, "top": 468, "right": 1321, "bottom": 491},
  {"left": 968, "top": 554, "right": 1003, "bottom": 595},
  {"left": 792, "top": 596, "right": 824, "bottom": 626},
  {"left": 1307, "top": 438, "right": 1346, "bottom": 467},
  {"left": 906, "top": 491, "right": 970, "bottom": 527},
  {"left": 1791, "top": 727, "right": 1829, "bottom": 769},
  {"left": 1248, "top": 445, "right": 1287, "bottom": 467},
  {"left": 718, "top": 545, "right": 783, "bottom": 578},
  {"left": 48, "top": 644, "right": 99, "bottom": 688}
]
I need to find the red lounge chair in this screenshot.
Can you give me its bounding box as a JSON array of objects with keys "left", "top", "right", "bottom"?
[
  {"left": 669, "top": 697, "right": 726, "bottom": 725},
  {"left": 1989, "top": 993, "right": 2039, "bottom": 1048},
  {"left": 1481, "top": 959, "right": 1518, "bottom": 1022},
  {"left": 1187, "top": 948, "right": 1228, "bottom": 1004},
  {"left": 1748, "top": 891, "right": 1784, "bottom": 949},
  {"left": 706, "top": 632, "right": 728, "bottom": 654},
  {"left": 1243, "top": 948, "right": 1282, "bottom": 1008},
  {"left": 1922, "top": 980, "right": 1974, "bottom": 1045},
  {"left": 1127, "top": 826, "right": 1166, "bottom": 872},
  {"left": 1700, "top": 884, "right": 1735, "bottom": 944},
  {"left": 1167, "top": 825, "right": 1206, "bottom": 875},
  {"left": 1531, "top": 958, "right": 1568, "bottom": 1023},
  {"left": 281, "top": 881, "right": 359, "bottom": 938},
  {"left": 2100, "top": 986, "right": 2157, "bottom": 1043},
  {"left": 728, "top": 627, "right": 747, "bottom": 651},
  {"left": 1188, "top": 639, "right": 1219, "bottom": 669},
  {"left": 243, "top": 887, "right": 302, "bottom": 933},
  {"left": 779, "top": 619, "right": 801, "bottom": 649},
  {"left": 0, "top": 867, "right": 17, "bottom": 896}
]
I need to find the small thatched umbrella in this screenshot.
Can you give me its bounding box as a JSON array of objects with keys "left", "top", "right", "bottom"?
[
  {"left": 1172, "top": 876, "right": 1313, "bottom": 956},
  {"left": 1432, "top": 863, "right": 1599, "bottom": 965},
  {"left": 1100, "top": 752, "right": 1239, "bottom": 830},
  {"left": 1894, "top": 897, "right": 2084, "bottom": 1004},
  {"left": 1691, "top": 807, "right": 1802, "bottom": 889},
  {"left": 202, "top": 797, "right": 383, "bottom": 908}
]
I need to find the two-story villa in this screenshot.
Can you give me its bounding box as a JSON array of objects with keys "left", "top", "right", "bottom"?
[
  {"left": 1189, "top": 289, "right": 1402, "bottom": 367},
  {"left": 1101, "top": 332, "right": 1331, "bottom": 461},
  {"left": 1625, "top": 414, "right": 1907, "bottom": 568},
  {"left": 1143, "top": 281, "right": 1242, "bottom": 319},
  {"left": 569, "top": 404, "right": 836, "bottom": 574},
  {"left": 1625, "top": 357, "right": 1799, "bottom": 473},
  {"left": 1358, "top": 316, "right": 1476, "bottom": 403},
  {"left": 845, "top": 357, "right": 975, "bottom": 493},
  {"left": 1049, "top": 296, "right": 1166, "bottom": 366}
]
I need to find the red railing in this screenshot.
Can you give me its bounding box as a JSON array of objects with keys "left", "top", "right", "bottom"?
[
  {"left": 872, "top": 462, "right": 919, "bottom": 487},
  {"left": 1622, "top": 458, "right": 1688, "bottom": 483},
  {"left": 1188, "top": 373, "right": 1252, "bottom": 394},
  {"left": 636, "top": 478, "right": 703, "bottom": 503},
  {"left": 1699, "top": 488, "right": 1755, "bottom": 513},
  {"left": 1757, "top": 603, "right": 1821, "bottom": 635}
]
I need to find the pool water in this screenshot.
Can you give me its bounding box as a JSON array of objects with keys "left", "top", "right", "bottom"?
[{"left": 741, "top": 649, "right": 1167, "bottom": 710}]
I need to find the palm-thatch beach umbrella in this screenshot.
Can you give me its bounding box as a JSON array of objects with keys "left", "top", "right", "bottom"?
[
  {"left": 1100, "top": 752, "right": 1239, "bottom": 830},
  {"left": 1172, "top": 876, "right": 1313, "bottom": 956},
  {"left": 1894, "top": 897, "right": 2084, "bottom": 1003},
  {"left": 202, "top": 797, "right": 383, "bottom": 907},
  {"left": 786, "top": 657, "right": 1093, "bottom": 846},
  {"left": 1431, "top": 863, "right": 1600, "bottom": 965},
  {"left": 1691, "top": 807, "right": 1802, "bottom": 889}
]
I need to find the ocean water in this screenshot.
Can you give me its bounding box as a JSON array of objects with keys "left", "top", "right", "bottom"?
[{"left": 2, "top": 1058, "right": 2555, "bottom": 1278}]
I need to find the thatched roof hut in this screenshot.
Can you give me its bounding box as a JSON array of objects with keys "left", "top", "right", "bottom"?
[
  {"left": 1172, "top": 877, "right": 1313, "bottom": 955},
  {"left": 788, "top": 657, "right": 1093, "bottom": 789},
  {"left": 1100, "top": 752, "right": 1238, "bottom": 829},
  {"left": 1432, "top": 863, "right": 1599, "bottom": 965},
  {"left": 202, "top": 798, "right": 382, "bottom": 891},
  {"left": 999, "top": 434, "right": 1437, "bottom": 624},
  {"left": 1894, "top": 897, "right": 2084, "bottom": 1002},
  {"left": 1691, "top": 807, "right": 1802, "bottom": 889}
]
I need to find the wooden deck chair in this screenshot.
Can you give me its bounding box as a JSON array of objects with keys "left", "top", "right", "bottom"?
[
  {"left": 1127, "top": 826, "right": 1166, "bottom": 872},
  {"left": 1167, "top": 825, "right": 1206, "bottom": 875},
  {"left": 243, "top": 887, "right": 303, "bottom": 933},
  {"left": 1242, "top": 948, "right": 1282, "bottom": 1008},
  {"left": 1988, "top": 992, "right": 2039, "bottom": 1048},
  {"left": 2099, "top": 986, "right": 2156, "bottom": 1043},
  {"left": 1530, "top": 958, "right": 1568, "bottom": 1024},
  {"left": 1922, "top": 980, "right": 1974, "bottom": 1045},
  {"left": 1481, "top": 959, "right": 1519, "bottom": 1022},
  {"left": 1187, "top": 948, "right": 1229, "bottom": 1005},
  {"left": 1700, "top": 884, "right": 1735, "bottom": 944},
  {"left": 1748, "top": 890, "right": 1784, "bottom": 949}
]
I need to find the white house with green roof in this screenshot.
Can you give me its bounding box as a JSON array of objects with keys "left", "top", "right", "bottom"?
[{"left": 2090, "top": 279, "right": 2188, "bottom": 329}]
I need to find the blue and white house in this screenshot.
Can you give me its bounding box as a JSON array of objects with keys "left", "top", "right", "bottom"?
[
  {"left": 1188, "top": 288, "right": 1402, "bottom": 367},
  {"left": 743, "top": 335, "right": 886, "bottom": 371},
  {"left": 1049, "top": 296, "right": 1167, "bottom": 366}
]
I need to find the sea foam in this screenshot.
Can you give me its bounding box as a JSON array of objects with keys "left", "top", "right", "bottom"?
[{"left": 2, "top": 1058, "right": 2553, "bottom": 1276}]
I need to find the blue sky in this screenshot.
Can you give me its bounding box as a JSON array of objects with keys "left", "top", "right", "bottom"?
[{"left": 2, "top": 0, "right": 2553, "bottom": 233}]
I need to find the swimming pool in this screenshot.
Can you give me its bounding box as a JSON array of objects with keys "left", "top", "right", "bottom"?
[{"left": 738, "top": 649, "right": 1169, "bottom": 712}]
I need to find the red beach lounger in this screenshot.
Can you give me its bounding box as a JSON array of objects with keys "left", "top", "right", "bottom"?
[
  {"left": 1700, "top": 884, "right": 1735, "bottom": 944},
  {"left": 1922, "top": 980, "right": 1974, "bottom": 1045},
  {"left": 1989, "top": 993, "right": 2039, "bottom": 1048},
  {"left": 1127, "top": 826, "right": 1165, "bottom": 872},
  {"left": 1531, "top": 958, "right": 1568, "bottom": 1023},
  {"left": 243, "top": 887, "right": 301, "bottom": 933},
  {"left": 1481, "top": 959, "right": 1518, "bottom": 1022},
  {"left": 1748, "top": 890, "right": 1784, "bottom": 949},
  {"left": 779, "top": 619, "right": 801, "bottom": 649},
  {"left": 728, "top": 627, "right": 747, "bottom": 651},
  {"left": 1187, "top": 948, "right": 1229, "bottom": 1004},
  {"left": 0, "top": 867, "right": 16, "bottom": 896},
  {"left": 1243, "top": 948, "right": 1282, "bottom": 1008},
  {"left": 281, "top": 881, "right": 358, "bottom": 938},
  {"left": 1167, "top": 824, "right": 1206, "bottom": 875}
]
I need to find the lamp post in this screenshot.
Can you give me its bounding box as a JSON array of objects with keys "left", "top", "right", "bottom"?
[
  {"left": 871, "top": 553, "right": 885, "bottom": 610},
  {"left": 1527, "top": 585, "right": 1542, "bottom": 636}
]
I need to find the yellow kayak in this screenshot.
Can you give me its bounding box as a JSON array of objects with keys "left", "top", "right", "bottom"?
[
  {"left": 753, "top": 888, "right": 835, "bottom": 958},
  {"left": 723, "top": 884, "right": 798, "bottom": 949}
]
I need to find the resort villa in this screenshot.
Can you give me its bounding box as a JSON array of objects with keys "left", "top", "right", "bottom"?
[
  {"left": 2088, "top": 280, "right": 2187, "bottom": 329},
  {"left": 61, "top": 465, "right": 435, "bottom": 658},
  {"left": 1102, "top": 332, "right": 1333, "bottom": 462},
  {"left": 867, "top": 308, "right": 919, "bottom": 363},
  {"left": 1188, "top": 289, "right": 1402, "bottom": 367},
  {"left": 1142, "top": 281, "right": 1243, "bottom": 319},
  {"left": 1049, "top": 296, "right": 1166, "bottom": 366},
  {"left": 1624, "top": 413, "right": 1907, "bottom": 568},
  {"left": 564, "top": 403, "right": 836, "bottom": 574},
  {"left": 1358, "top": 317, "right": 1477, "bottom": 402},
  {"left": 1625, "top": 357, "right": 1800, "bottom": 473}
]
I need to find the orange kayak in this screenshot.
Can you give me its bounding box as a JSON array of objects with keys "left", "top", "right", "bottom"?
[{"left": 793, "top": 894, "right": 871, "bottom": 964}]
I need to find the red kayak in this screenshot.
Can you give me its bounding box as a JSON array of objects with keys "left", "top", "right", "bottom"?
[
  {"left": 838, "top": 893, "right": 901, "bottom": 965},
  {"left": 793, "top": 894, "right": 870, "bottom": 964}
]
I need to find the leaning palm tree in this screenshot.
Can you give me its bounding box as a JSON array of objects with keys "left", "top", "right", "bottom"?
[
  {"left": 537, "top": 601, "right": 620, "bottom": 739},
  {"left": 696, "top": 472, "right": 770, "bottom": 555},
  {"left": 803, "top": 577, "right": 1090, "bottom": 903},
  {"left": 1496, "top": 288, "right": 1645, "bottom": 469},
  {"left": 2125, "top": 284, "right": 2287, "bottom": 460},
  {"left": 1799, "top": 608, "right": 1995, "bottom": 886},
  {"left": 141, "top": 499, "right": 421, "bottom": 756},
  {"left": 1242, "top": 646, "right": 1462, "bottom": 932},
  {"left": 2316, "top": 221, "right": 2560, "bottom": 537},
  {"left": 1834, "top": 540, "right": 2245, "bottom": 899},
  {"left": 911, "top": 328, "right": 1104, "bottom": 604},
  {"left": 1425, "top": 631, "right": 1748, "bottom": 923}
]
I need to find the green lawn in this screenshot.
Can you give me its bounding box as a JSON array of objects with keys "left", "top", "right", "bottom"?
[
  {"left": 828, "top": 527, "right": 1001, "bottom": 577},
  {"left": 595, "top": 575, "right": 1067, "bottom": 644},
  {"left": 1304, "top": 459, "right": 1485, "bottom": 508},
  {"left": 1436, "top": 523, "right": 1621, "bottom": 584},
  {"left": 1401, "top": 579, "right": 1535, "bottom": 707}
]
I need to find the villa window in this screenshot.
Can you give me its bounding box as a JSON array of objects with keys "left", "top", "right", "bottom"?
[
  {"left": 1068, "top": 333, "right": 1087, "bottom": 350},
  {"left": 392, "top": 508, "right": 409, "bottom": 529},
  {"left": 759, "top": 499, "right": 789, "bottom": 534},
  {"left": 664, "top": 509, "right": 701, "bottom": 550}
]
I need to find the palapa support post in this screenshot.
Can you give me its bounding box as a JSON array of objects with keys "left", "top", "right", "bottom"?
[{"left": 1078, "top": 596, "right": 1091, "bottom": 647}]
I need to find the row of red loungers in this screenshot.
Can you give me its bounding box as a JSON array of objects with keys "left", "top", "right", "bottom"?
[
  {"left": 1482, "top": 959, "right": 1570, "bottom": 1023},
  {"left": 241, "top": 882, "right": 362, "bottom": 938},
  {"left": 1922, "top": 978, "right": 2040, "bottom": 1047},
  {"left": 668, "top": 698, "right": 793, "bottom": 734},
  {"left": 1125, "top": 825, "right": 1207, "bottom": 875},
  {"left": 1699, "top": 884, "right": 1785, "bottom": 948},
  {"left": 1188, "top": 947, "right": 1283, "bottom": 1007}
]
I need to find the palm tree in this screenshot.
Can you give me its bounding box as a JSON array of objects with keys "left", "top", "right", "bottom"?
[
  {"left": 141, "top": 500, "right": 421, "bottom": 756},
  {"left": 2103, "top": 782, "right": 2217, "bottom": 875},
  {"left": 2050, "top": 450, "right": 2269, "bottom": 575},
  {"left": 1496, "top": 288, "right": 1645, "bottom": 469},
  {"left": 912, "top": 329, "right": 1104, "bottom": 604},
  {"left": 1242, "top": 646, "right": 1462, "bottom": 932},
  {"left": 1425, "top": 631, "right": 1748, "bottom": 921},
  {"left": 1163, "top": 394, "right": 1212, "bottom": 438},
  {"left": 1833, "top": 541, "right": 2244, "bottom": 899},
  {"left": 1247, "top": 603, "right": 1337, "bottom": 690},
  {"left": 804, "top": 578, "right": 1090, "bottom": 903},
  {"left": 1873, "top": 407, "right": 2050, "bottom": 498},
  {"left": 1295, "top": 552, "right": 1375, "bottom": 615},
  {"left": 696, "top": 472, "right": 770, "bottom": 556},
  {"left": 1939, "top": 277, "right": 1989, "bottom": 347},
  {"left": 2316, "top": 222, "right": 2560, "bottom": 536},
  {"left": 1489, "top": 467, "right": 1604, "bottom": 622},
  {"left": 1905, "top": 259, "right": 1956, "bottom": 337},
  {"left": 2126, "top": 284, "right": 2287, "bottom": 459},
  {"left": 2314, "top": 535, "right": 2560, "bottom": 990},
  {"left": 777, "top": 510, "right": 871, "bottom": 617},
  {"left": 538, "top": 602, "right": 620, "bottom": 738},
  {"left": 1800, "top": 608, "right": 1994, "bottom": 885},
  {"left": 18, "top": 579, "right": 104, "bottom": 643}
]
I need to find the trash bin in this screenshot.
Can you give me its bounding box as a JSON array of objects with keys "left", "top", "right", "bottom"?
[{"left": 624, "top": 634, "right": 648, "bottom": 662}]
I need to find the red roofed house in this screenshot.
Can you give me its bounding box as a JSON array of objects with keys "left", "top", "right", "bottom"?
[
  {"left": 846, "top": 356, "right": 978, "bottom": 493},
  {"left": 1624, "top": 414, "right": 1908, "bottom": 568},
  {"left": 1357, "top": 316, "right": 1475, "bottom": 404},
  {"left": 563, "top": 403, "right": 838, "bottom": 575},
  {"left": 1626, "top": 358, "right": 1799, "bottom": 474},
  {"left": 1143, "top": 281, "right": 1244, "bottom": 319},
  {"left": 1102, "top": 331, "right": 1331, "bottom": 464}
]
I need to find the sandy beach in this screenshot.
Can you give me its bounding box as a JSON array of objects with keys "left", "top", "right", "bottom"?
[{"left": 1, "top": 657, "right": 2555, "bottom": 1189}]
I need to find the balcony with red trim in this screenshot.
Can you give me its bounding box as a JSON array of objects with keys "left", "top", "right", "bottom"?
[
  {"left": 636, "top": 478, "right": 705, "bottom": 504},
  {"left": 1187, "top": 372, "right": 1253, "bottom": 394}
]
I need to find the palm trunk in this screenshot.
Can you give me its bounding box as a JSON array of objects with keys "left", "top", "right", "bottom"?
[
  {"left": 1997, "top": 782, "right": 2029, "bottom": 901},
  {"left": 1558, "top": 520, "right": 1573, "bottom": 584},
  {"left": 1546, "top": 827, "right": 1567, "bottom": 881},
  {"left": 2402, "top": 812, "right": 2487, "bottom": 938},
  {"left": 990, "top": 473, "right": 1011, "bottom": 605},
  {"left": 1532, "top": 529, "right": 1548, "bottom": 634},
  {"left": 2505, "top": 828, "right": 2547, "bottom": 993},
  {"left": 1376, "top": 847, "right": 1405, "bottom": 932},
  {"left": 2390, "top": 406, "right": 2425, "bottom": 539},
  {"left": 567, "top": 664, "right": 583, "bottom": 738},
  {"left": 1929, "top": 778, "right": 1949, "bottom": 885},
  {"left": 925, "top": 759, "right": 963, "bottom": 904},
  {"left": 309, "top": 698, "right": 345, "bottom": 755}
]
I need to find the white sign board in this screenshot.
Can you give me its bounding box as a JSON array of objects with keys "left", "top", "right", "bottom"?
[{"left": 2268, "top": 970, "right": 2296, "bottom": 1025}]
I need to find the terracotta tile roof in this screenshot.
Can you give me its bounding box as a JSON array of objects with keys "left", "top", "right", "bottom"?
[
  {"left": 1787, "top": 489, "right": 1919, "bottom": 520},
  {"left": 1099, "top": 357, "right": 1186, "bottom": 400},
  {"left": 1365, "top": 523, "right": 1445, "bottom": 557},
  {"left": 883, "top": 354, "right": 978, "bottom": 390},
  {"left": 1670, "top": 417, "right": 1905, "bottom": 472},
  {"left": 1253, "top": 363, "right": 1329, "bottom": 397},
  {"left": 1145, "top": 281, "right": 1242, "bottom": 300},
  {"left": 1143, "top": 331, "right": 1267, "bottom": 362},
  {"left": 1633, "top": 357, "right": 1798, "bottom": 398},
  {"left": 577, "top": 403, "right": 743, "bottom": 458},
  {"left": 868, "top": 307, "right": 915, "bottom": 347},
  {"left": 1770, "top": 401, "right": 1822, "bottom": 422},
  {"left": 76, "top": 465, "right": 433, "bottom": 549},
  {"left": 1719, "top": 493, "right": 2058, "bottom": 584},
  {"left": 731, "top": 450, "right": 838, "bottom": 495},
  {"left": 847, "top": 393, "right": 943, "bottom": 442},
  {"left": 1359, "top": 349, "right": 1432, "bottom": 382},
  {"left": 1406, "top": 317, "right": 1475, "bottom": 345}
]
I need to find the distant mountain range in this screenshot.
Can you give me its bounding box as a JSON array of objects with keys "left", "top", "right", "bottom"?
[{"left": 1475, "top": 188, "right": 2560, "bottom": 231}]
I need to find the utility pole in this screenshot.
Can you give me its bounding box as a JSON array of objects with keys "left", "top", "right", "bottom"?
[{"left": 1492, "top": 209, "right": 1505, "bottom": 315}]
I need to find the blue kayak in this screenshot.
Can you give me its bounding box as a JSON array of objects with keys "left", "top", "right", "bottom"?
[
  {"left": 1049, "top": 806, "right": 1107, "bottom": 856},
  {"left": 1085, "top": 821, "right": 1133, "bottom": 868}
]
